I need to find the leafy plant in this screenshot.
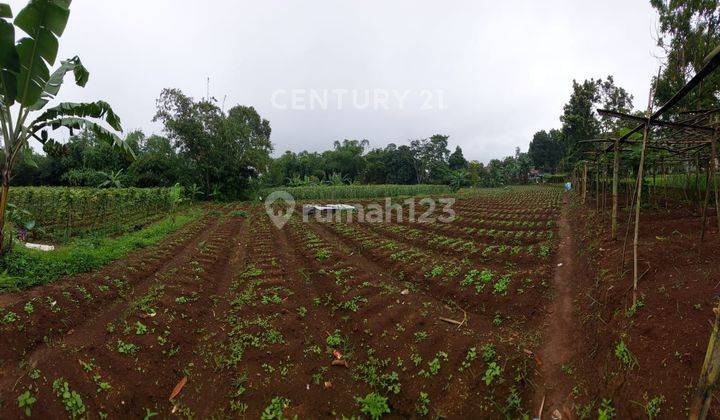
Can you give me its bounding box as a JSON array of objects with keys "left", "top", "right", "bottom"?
[
  {"left": 116, "top": 340, "right": 139, "bottom": 355},
  {"left": 0, "top": 0, "right": 131, "bottom": 253},
  {"left": 326, "top": 329, "right": 343, "bottom": 348},
  {"left": 643, "top": 394, "right": 665, "bottom": 420},
  {"left": 483, "top": 362, "right": 502, "bottom": 385},
  {"left": 17, "top": 389, "right": 36, "bottom": 416},
  {"left": 597, "top": 398, "right": 616, "bottom": 419},
  {"left": 356, "top": 392, "right": 390, "bottom": 420},
  {"left": 614, "top": 339, "right": 636, "bottom": 369},
  {"left": 260, "top": 396, "right": 291, "bottom": 420},
  {"left": 416, "top": 392, "right": 430, "bottom": 416},
  {"left": 52, "top": 378, "right": 86, "bottom": 418}
]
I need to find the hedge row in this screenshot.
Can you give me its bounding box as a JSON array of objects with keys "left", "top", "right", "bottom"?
[{"left": 8, "top": 187, "right": 178, "bottom": 240}]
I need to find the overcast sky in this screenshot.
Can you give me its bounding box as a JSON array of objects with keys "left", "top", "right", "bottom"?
[{"left": 10, "top": 0, "right": 663, "bottom": 162}]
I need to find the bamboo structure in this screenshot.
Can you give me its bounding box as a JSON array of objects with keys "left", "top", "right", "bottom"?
[
  {"left": 612, "top": 137, "right": 620, "bottom": 239},
  {"left": 578, "top": 44, "right": 720, "bottom": 414},
  {"left": 632, "top": 81, "right": 656, "bottom": 309},
  {"left": 690, "top": 303, "right": 720, "bottom": 419}
]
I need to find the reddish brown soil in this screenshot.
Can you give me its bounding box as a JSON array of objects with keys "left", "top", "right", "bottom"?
[
  {"left": 11, "top": 186, "right": 700, "bottom": 418},
  {"left": 533, "top": 195, "right": 582, "bottom": 418},
  {"left": 564, "top": 193, "right": 720, "bottom": 418}
]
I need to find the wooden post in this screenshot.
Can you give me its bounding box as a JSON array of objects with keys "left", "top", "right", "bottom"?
[
  {"left": 582, "top": 161, "right": 588, "bottom": 204},
  {"left": 595, "top": 156, "right": 600, "bottom": 212},
  {"left": 689, "top": 302, "right": 720, "bottom": 419},
  {"left": 712, "top": 123, "right": 719, "bottom": 233},
  {"left": 612, "top": 138, "right": 620, "bottom": 239},
  {"left": 701, "top": 163, "right": 711, "bottom": 241},
  {"left": 632, "top": 76, "right": 656, "bottom": 309}
]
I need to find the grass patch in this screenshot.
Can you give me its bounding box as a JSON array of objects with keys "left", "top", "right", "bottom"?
[{"left": 0, "top": 207, "right": 203, "bottom": 291}]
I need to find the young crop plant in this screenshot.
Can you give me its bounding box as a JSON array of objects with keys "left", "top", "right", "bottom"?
[
  {"left": 117, "top": 340, "right": 139, "bottom": 355},
  {"left": 52, "top": 378, "right": 86, "bottom": 418},
  {"left": 483, "top": 361, "right": 502, "bottom": 385},
  {"left": 17, "top": 389, "right": 37, "bottom": 417},
  {"left": 458, "top": 346, "right": 478, "bottom": 372},
  {"left": 614, "top": 339, "right": 637, "bottom": 369},
  {"left": 597, "top": 399, "right": 616, "bottom": 420},
  {"left": 134, "top": 321, "right": 148, "bottom": 335},
  {"left": 1, "top": 310, "right": 19, "bottom": 324},
  {"left": 419, "top": 351, "right": 448, "bottom": 377},
  {"left": 260, "top": 396, "right": 291, "bottom": 420},
  {"left": 416, "top": 392, "right": 430, "bottom": 416},
  {"left": 643, "top": 394, "right": 665, "bottom": 420},
  {"left": 493, "top": 274, "right": 511, "bottom": 295},
  {"left": 326, "top": 330, "right": 344, "bottom": 348},
  {"left": 356, "top": 392, "right": 390, "bottom": 420}
]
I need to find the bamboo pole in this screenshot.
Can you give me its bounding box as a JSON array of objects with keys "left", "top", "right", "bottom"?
[
  {"left": 612, "top": 138, "right": 620, "bottom": 239},
  {"left": 712, "top": 123, "right": 719, "bottom": 233},
  {"left": 701, "top": 167, "right": 711, "bottom": 241},
  {"left": 689, "top": 302, "right": 720, "bottom": 419},
  {"left": 632, "top": 77, "right": 656, "bottom": 309},
  {"left": 582, "top": 161, "right": 588, "bottom": 204},
  {"left": 595, "top": 156, "right": 600, "bottom": 212}
]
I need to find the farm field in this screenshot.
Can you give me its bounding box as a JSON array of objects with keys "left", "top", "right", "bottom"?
[{"left": 0, "top": 186, "right": 565, "bottom": 418}]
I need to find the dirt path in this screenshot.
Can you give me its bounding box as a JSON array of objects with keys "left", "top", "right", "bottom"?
[{"left": 535, "top": 196, "right": 579, "bottom": 418}]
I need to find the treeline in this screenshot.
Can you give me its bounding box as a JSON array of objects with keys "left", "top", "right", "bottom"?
[
  {"left": 13, "top": 88, "right": 536, "bottom": 198},
  {"left": 263, "top": 136, "right": 532, "bottom": 190},
  {"left": 14, "top": 89, "right": 274, "bottom": 200}
]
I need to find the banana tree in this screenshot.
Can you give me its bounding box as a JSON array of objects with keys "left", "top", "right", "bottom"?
[{"left": 0, "top": 0, "right": 131, "bottom": 253}]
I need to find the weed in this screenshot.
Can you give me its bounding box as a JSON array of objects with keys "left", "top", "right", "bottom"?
[{"left": 296, "top": 306, "right": 307, "bottom": 317}]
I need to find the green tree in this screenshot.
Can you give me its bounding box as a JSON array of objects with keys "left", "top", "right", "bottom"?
[
  {"left": 410, "top": 134, "right": 450, "bottom": 183},
  {"left": 528, "top": 129, "right": 563, "bottom": 172},
  {"left": 322, "top": 139, "right": 368, "bottom": 182},
  {"left": 153, "top": 88, "right": 272, "bottom": 200},
  {"left": 651, "top": 0, "right": 720, "bottom": 110},
  {"left": 448, "top": 146, "right": 468, "bottom": 170},
  {"left": 0, "top": 0, "right": 130, "bottom": 252},
  {"left": 559, "top": 79, "right": 600, "bottom": 168}
]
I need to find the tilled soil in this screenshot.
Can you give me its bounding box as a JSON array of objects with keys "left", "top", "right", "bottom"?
[{"left": 1, "top": 190, "right": 567, "bottom": 418}]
